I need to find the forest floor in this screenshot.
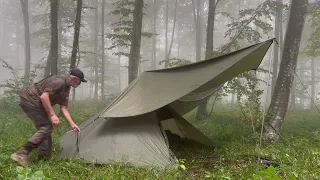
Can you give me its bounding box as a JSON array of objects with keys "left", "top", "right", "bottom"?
[{"left": 1, "top": 100, "right": 320, "bottom": 179}]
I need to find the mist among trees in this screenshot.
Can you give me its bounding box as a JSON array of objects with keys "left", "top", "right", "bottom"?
[{"left": 1, "top": 0, "right": 320, "bottom": 179}]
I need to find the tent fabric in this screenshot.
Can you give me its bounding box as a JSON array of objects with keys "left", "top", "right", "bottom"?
[
  {"left": 100, "top": 39, "right": 273, "bottom": 118},
  {"left": 59, "top": 39, "right": 274, "bottom": 168},
  {"left": 59, "top": 107, "right": 214, "bottom": 168},
  {"left": 60, "top": 111, "right": 178, "bottom": 167},
  {"left": 161, "top": 108, "right": 215, "bottom": 146}
]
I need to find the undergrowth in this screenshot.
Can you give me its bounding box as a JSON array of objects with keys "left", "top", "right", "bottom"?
[{"left": 1, "top": 101, "right": 320, "bottom": 179}]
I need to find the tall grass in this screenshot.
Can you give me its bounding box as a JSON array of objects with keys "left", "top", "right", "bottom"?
[{"left": 1, "top": 101, "right": 320, "bottom": 179}]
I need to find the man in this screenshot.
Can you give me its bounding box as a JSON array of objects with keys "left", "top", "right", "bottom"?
[{"left": 11, "top": 68, "right": 87, "bottom": 166}]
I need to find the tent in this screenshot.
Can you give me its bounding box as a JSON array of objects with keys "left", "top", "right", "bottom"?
[{"left": 59, "top": 39, "right": 274, "bottom": 168}]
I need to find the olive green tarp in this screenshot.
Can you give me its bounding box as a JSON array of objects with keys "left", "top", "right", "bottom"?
[{"left": 59, "top": 39, "right": 273, "bottom": 168}]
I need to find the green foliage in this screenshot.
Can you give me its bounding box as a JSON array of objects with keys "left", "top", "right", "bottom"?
[
  {"left": 303, "top": 4, "right": 320, "bottom": 57},
  {"left": 16, "top": 166, "right": 51, "bottom": 180},
  {"left": 107, "top": 0, "right": 152, "bottom": 57},
  {"left": 253, "top": 165, "right": 282, "bottom": 180},
  {"left": 201, "top": 1, "right": 280, "bottom": 130},
  {"left": 158, "top": 58, "right": 192, "bottom": 68},
  {"left": 224, "top": 71, "right": 265, "bottom": 131},
  {"left": 214, "top": 0, "right": 276, "bottom": 55},
  {"left": 0, "top": 58, "right": 39, "bottom": 105}
]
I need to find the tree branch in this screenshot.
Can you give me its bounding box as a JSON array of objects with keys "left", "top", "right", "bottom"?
[{"left": 221, "top": 0, "right": 272, "bottom": 53}]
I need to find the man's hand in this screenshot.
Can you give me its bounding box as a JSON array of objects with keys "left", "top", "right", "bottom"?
[
  {"left": 60, "top": 105, "right": 80, "bottom": 132},
  {"left": 50, "top": 114, "right": 60, "bottom": 127},
  {"left": 71, "top": 124, "right": 81, "bottom": 132}
]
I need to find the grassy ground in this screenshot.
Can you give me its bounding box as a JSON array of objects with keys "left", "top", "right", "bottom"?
[{"left": 1, "top": 101, "right": 320, "bottom": 179}]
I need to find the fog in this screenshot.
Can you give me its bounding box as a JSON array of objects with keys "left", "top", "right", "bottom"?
[{"left": 0, "top": 0, "right": 319, "bottom": 110}]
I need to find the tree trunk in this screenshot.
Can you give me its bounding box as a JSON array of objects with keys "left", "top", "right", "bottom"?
[
  {"left": 196, "top": 0, "right": 216, "bottom": 120},
  {"left": 278, "top": 0, "right": 283, "bottom": 56},
  {"left": 44, "top": 53, "right": 51, "bottom": 77},
  {"left": 20, "top": 0, "right": 31, "bottom": 85},
  {"left": 44, "top": 0, "right": 59, "bottom": 78},
  {"left": 70, "top": 0, "right": 82, "bottom": 103},
  {"left": 177, "top": 22, "right": 180, "bottom": 58},
  {"left": 289, "top": 77, "right": 296, "bottom": 109},
  {"left": 164, "top": 0, "right": 168, "bottom": 67},
  {"left": 128, "top": 0, "right": 144, "bottom": 84},
  {"left": 192, "top": 0, "right": 203, "bottom": 62},
  {"left": 0, "top": 2, "right": 7, "bottom": 51},
  {"left": 263, "top": 0, "right": 308, "bottom": 141},
  {"left": 165, "top": 0, "right": 178, "bottom": 62},
  {"left": 271, "top": 0, "right": 282, "bottom": 96},
  {"left": 101, "top": 0, "right": 105, "bottom": 100},
  {"left": 299, "top": 63, "right": 305, "bottom": 107},
  {"left": 94, "top": 0, "right": 99, "bottom": 100},
  {"left": 49, "top": 0, "right": 59, "bottom": 75},
  {"left": 57, "top": 4, "right": 62, "bottom": 74},
  {"left": 151, "top": 0, "right": 157, "bottom": 70},
  {"left": 70, "top": 0, "right": 82, "bottom": 69},
  {"left": 310, "top": 58, "right": 315, "bottom": 109}
]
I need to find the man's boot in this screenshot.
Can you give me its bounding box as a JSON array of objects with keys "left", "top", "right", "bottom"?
[{"left": 11, "top": 143, "right": 33, "bottom": 166}]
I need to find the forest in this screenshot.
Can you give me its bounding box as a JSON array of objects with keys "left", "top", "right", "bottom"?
[{"left": 1, "top": 0, "right": 320, "bottom": 179}]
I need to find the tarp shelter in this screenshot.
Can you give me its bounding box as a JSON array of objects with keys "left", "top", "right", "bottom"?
[{"left": 59, "top": 39, "right": 274, "bottom": 168}]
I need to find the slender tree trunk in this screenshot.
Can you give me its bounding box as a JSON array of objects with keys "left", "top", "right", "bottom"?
[
  {"left": 94, "top": 0, "right": 99, "bottom": 100},
  {"left": 44, "top": 54, "right": 51, "bottom": 77},
  {"left": 0, "top": 2, "right": 7, "bottom": 51},
  {"left": 310, "top": 58, "right": 315, "bottom": 109},
  {"left": 191, "top": 0, "right": 202, "bottom": 62},
  {"left": 70, "top": 0, "right": 82, "bottom": 69},
  {"left": 165, "top": 0, "right": 178, "bottom": 62},
  {"left": 16, "top": 36, "right": 20, "bottom": 69},
  {"left": 128, "top": 0, "right": 144, "bottom": 83},
  {"left": 164, "top": 0, "right": 169, "bottom": 67},
  {"left": 50, "top": 0, "right": 59, "bottom": 75},
  {"left": 70, "top": 0, "right": 82, "bottom": 103},
  {"left": 57, "top": 4, "right": 62, "bottom": 73},
  {"left": 263, "top": 0, "right": 308, "bottom": 141},
  {"left": 118, "top": 54, "right": 121, "bottom": 93},
  {"left": 44, "top": 0, "right": 59, "bottom": 78},
  {"left": 299, "top": 63, "right": 305, "bottom": 107},
  {"left": 289, "top": 78, "right": 296, "bottom": 109},
  {"left": 271, "top": 0, "right": 282, "bottom": 96},
  {"left": 278, "top": 0, "right": 283, "bottom": 56},
  {"left": 196, "top": 0, "right": 216, "bottom": 120},
  {"left": 101, "top": 0, "right": 106, "bottom": 100},
  {"left": 20, "top": 0, "right": 31, "bottom": 85},
  {"left": 177, "top": 23, "right": 180, "bottom": 58},
  {"left": 151, "top": 0, "right": 157, "bottom": 70}
]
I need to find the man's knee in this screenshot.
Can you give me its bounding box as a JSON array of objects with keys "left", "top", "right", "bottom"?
[{"left": 39, "top": 125, "right": 53, "bottom": 136}]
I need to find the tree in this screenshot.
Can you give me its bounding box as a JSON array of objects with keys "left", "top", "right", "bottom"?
[
  {"left": 93, "top": 0, "right": 99, "bottom": 100},
  {"left": 303, "top": 2, "right": 320, "bottom": 108},
  {"left": 150, "top": 0, "right": 157, "bottom": 70},
  {"left": 196, "top": 0, "right": 218, "bottom": 120},
  {"left": 263, "top": 0, "right": 309, "bottom": 141},
  {"left": 191, "top": 0, "right": 204, "bottom": 62},
  {"left": 19, "top": 0, "right": 31, "bottom": 85},
  {"left": 128, "top": 0, "right": 144, "bottom": 83},
  {"left": 271, "top": 0, "right": 283, "bottom": 96},
  {"left": 165, "top": 0, "right": 178, "bottom": 66},
  {"left": 101, "top": 0, "right": 105, "bottom": 100},
  {"left": 70, "top": 0, "right": 83, "bottom": 102},
  {"left": 44, "top": 0, "right": 59, "bottom": 77},
  {"left": 70, "top": 0, "right": 83, "bottom": 70}
]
